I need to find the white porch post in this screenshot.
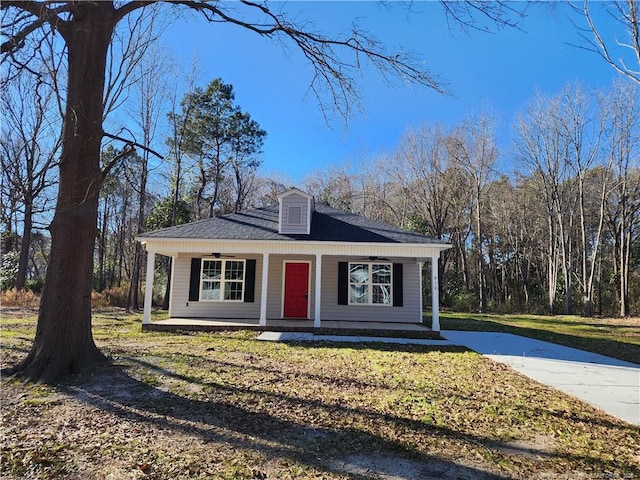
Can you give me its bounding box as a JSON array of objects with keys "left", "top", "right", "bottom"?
[
  {"left": 431, "top": 256, "right": 440, "bottom": 332},
  {"left": 314, "top": 253, "right": 322, "bottom": 328},
  {"left": 418, "top": 261, "right": 424, "bottom": 324},
  {"left": 142, "top": 249, "right": 156, "bottom": 325},
  {"left": 259, "top": 252, "right": 270, "bottom": 326}
]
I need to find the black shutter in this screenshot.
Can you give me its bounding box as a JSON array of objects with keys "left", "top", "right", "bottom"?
[
  {"left": 393, "top": 263, "right": 403, "bottom": 307},
  {"left": 189, "top": 258, "right": 202, "bottom": 301},
  {"left": 244, "top": 259, "right": 257, "bottom": 303},
  {"left": 338, "top": 261, "right": 348, "bottom": 305}
]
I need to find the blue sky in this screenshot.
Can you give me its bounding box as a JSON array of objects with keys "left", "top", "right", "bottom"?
[{"left": 160, "top": 1, "right": 623, "bottom": 182}]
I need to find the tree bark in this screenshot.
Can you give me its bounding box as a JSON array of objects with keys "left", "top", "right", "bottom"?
[
  {"left": 14, "top": 201, "right": 32, "bottom": 291},
  {"left": 8, "top": 3, "right": 114, "bottom": 382}
]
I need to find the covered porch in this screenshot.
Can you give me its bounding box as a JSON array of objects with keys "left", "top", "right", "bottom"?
[{"left": 139, "top": 235, "right": 450, "bottom": 336}]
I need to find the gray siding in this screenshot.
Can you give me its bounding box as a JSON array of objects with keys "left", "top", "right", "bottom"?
[
  {"left": 280, "top": 193, "right": 310, "bottom": 234},
  {"left": 170, "top": 253, "right": 420, "bottom": 323},
  {"left": 320, "top": 257, "right": 421, "bottom": 323},
  {"left": 170, "top": 254, "right": 262, "bottom": 319}
]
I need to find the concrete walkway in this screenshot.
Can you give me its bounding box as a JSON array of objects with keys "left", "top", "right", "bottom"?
[{"left": 442, "top": 331, "right": 640, "bottom": 426}]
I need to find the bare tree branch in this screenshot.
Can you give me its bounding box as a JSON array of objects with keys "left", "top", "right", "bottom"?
[
  {"left": 573, "top": 0, "right": 640, "bottom": 84},
  {"left": 104, "top": 3, "right": 165, "bottom": 119},
  {"left": 102, "top": 131, "right": 164, "bottom": 163},
  {"left": 162, "top": 0, "right": 450, "bottom": 120},
  {"left": 100, "top": 143, "right": 138, "bottom": 178},
  {"left": 1, "top": 1, "right": 71, "bottom": 54}
]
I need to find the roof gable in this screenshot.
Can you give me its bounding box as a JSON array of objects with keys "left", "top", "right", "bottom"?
[{"left": 276, "top": 187, "right": 314, "bottom": 202}]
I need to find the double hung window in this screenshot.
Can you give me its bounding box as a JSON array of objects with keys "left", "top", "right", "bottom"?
[
  {"left": 348, "top": 262, "right": 392, "bottom": 305},
  {"left": 200, "top": 259, "right": 245, "bottom": 301}
]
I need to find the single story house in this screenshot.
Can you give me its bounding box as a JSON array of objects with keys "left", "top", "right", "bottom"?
[{"left": 137, "top": 188, "right": 451, "bottom": 332}]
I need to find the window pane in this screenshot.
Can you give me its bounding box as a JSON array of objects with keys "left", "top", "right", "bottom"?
[
  {"left": 372, "top": 264, "right": 391, "bottom": 284},
  {"left": 224, "top": 281, "right": 243, "bottom": 301},
  {"left": 349, "top": 264, "right": 368, "bottom": 284},
  {"left": 372, "top": 285, "right": 391, "bottom": 305},
  {"left": 201, "top": 281, "right": 221, "bottom": 300},
  {"left": 350, "top": 284, "right": 368, "bottom": 304},
  {"left": 202, "top": 260, "right": 222, "bottom": 280},
  {"left": 225, "top": 261, "right": 244, "bottom": 280}
]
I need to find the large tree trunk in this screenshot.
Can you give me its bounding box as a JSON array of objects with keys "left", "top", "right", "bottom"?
[{"left": 8, "top": 4, "right": 115, "bottom": 382}]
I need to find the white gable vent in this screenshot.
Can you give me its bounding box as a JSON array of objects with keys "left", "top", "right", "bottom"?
[{"left": 288, "top": 205, "right": 303, "bottom": 225}]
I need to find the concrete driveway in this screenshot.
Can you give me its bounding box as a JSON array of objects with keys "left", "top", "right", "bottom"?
[{"left": 442, "top": 331, "right": 640, "bottom": 425}]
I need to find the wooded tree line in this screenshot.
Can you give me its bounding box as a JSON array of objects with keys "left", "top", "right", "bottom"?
[
  {"left": 1, "top": 1, "right": 639, "bottom": 321},
  {"left": 303, "top": 81, "right": 640, "bottom": 317},
  {"left": 3, "top": 75, "right": 638, "bottom": 317},
  {"left": 0, "top": 53, "right": 270, "bottom": 308}
]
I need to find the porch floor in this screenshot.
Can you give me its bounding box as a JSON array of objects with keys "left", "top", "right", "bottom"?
[{"left": 143, "top": 318, "right": 440, "bottom": 339}]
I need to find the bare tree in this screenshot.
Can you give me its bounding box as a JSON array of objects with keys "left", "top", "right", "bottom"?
[
  {"left": 304, "top": 164, "right": 355, "bottom": 212},
  {"left": 395, "top": 125, "right": 454, "bottom": 240},
  {"left": 576, "top": 0, "right": 640, "bottom": 84},
  {"left": 601, "top": 80, "right": 640, "bottom": 316},
  {"left": 1, "top": 1, "right": 524, "bottom": 382},
  {"left": 126, "top": 45, "right": 172, "bottom": 311},
  {"left": 0, "top": 66, "right": 60, "bottom": 291},
  {"left": 556, "top": 83, "right": 608, "bottom": 317},
  {"left": 391, "top": 125, "right": 458, "bottom": 307},
  {"left": 446, "top": 113, "right": 498, "bottom": 313},
  {"left": 515, "top": 91, "right": 573, "bottom": 314}
]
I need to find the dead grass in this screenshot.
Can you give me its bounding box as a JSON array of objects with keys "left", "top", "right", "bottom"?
[
  {"left": 1, "top": 310, "right": 639, "bottom": 479},
  {"left": 0, "top": 288, "right": 40, "bottom": 309}
]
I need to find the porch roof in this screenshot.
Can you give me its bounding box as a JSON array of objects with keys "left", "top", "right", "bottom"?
[{"left": 138, "top": 203, "right": 448, "bottom": 246}]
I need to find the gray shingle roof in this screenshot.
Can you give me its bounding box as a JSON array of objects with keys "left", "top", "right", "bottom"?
[{"left": 139, "top": 203, "right": 446, "bottom": 244}]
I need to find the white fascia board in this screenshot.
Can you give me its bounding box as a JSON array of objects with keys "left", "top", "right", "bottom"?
[
  {"left": 139, "top": 237, "right": 452, "bottom": 259},
  {"left": 276, "top": 187, "right": 314, "bottom": 201}
]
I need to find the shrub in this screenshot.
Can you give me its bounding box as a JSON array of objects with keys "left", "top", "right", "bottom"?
[
  {"left": 25, "top": 277, "right": 45, "bottom": 294},
  {"left": 0, "top": 251, "right": 19, "bottom": 291},
  {"left": 451, "top": 292, "right": 476, "bottom": 312},
  {"left": 91, "top": 286, "right": 129, "bottom": 308},
  {"left": 0, "top": 288, "right": 40, "bottom": 308}
]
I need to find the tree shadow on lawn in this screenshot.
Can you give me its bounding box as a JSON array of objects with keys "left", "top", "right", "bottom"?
[
  {"left": 128, "top": 350, "right": 637, "bottom": 434},
  {"left": 60, "top": 362, "right": 517, "bottom": 480},
  {"left": 439, "top": 316, "right": 640, "bottom": 365},
  {"left": 59, "top": 354, "right": 637, "bottom": 479}
]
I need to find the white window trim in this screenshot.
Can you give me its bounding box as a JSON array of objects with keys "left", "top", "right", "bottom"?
[
  {"left": 348, "top": 261, "right": 393, "bottom": 306},
  {"left": 199, "top": 258, "right": 246, "bottom": 302}
]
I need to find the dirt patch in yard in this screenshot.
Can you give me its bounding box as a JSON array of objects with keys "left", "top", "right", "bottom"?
[{"left": 329, "top": 454, "right": 503, "bottom": 480}]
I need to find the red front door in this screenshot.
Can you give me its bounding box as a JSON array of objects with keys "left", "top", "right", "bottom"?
[{"left": 284, "top": 262, "right": 309, "bottom": 318}]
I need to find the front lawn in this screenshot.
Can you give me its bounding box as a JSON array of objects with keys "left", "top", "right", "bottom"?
[
  {"left": 1, "top": 310, "right": 638, "bottom": 479},
  {"left": 436, "top": 312, "right": 640, "bottom": 365}
]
